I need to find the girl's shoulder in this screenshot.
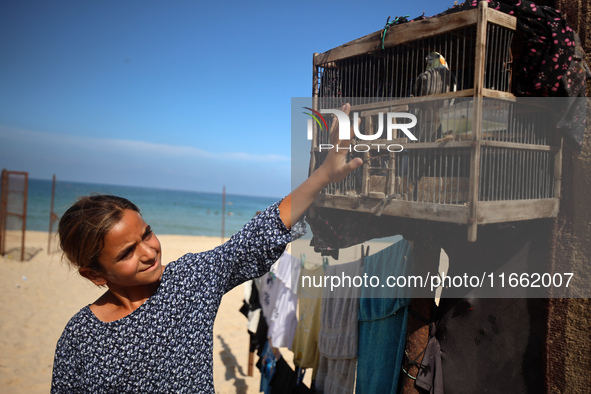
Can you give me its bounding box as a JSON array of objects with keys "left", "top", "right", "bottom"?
[{"left": 56, "top": 306, "right": 97, "bottom": 347}]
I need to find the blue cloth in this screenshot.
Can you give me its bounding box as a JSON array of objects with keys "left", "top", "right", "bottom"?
[
  {"left": 260, "top": 341, "right": 278, "bottom": 394},
  {"left": 355, "top": 238, "right": 413, "bottom": 394}
]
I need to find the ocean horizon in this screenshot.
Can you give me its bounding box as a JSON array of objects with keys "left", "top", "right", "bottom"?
[{"left": 22, "top": 178, "right": 281, "bottom": 238}]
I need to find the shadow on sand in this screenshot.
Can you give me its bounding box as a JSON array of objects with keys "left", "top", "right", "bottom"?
[
  {"left": 217, "top": 334, "right": 251, "bottom": 394},
  {"left": 2, "top": 246, "right": 44, "bottom": 261}
]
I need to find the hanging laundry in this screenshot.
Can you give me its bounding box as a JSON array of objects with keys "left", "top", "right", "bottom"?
[
  {"left": 258, "top": 272, "right": 280, "bottom": 325},
  {"left": 356, "top": 239, "right": 413, "bottom": 394},
  {"left": 240, "top": 280, "right": 261, "bottom": 335},
  {"left": 316, "top": 259, "right": 363, "bottom": 393},
  {"left": 268, "top": 357, "right": 315, "bottom": 394},
  {"left": 257, "top": 251, "right": 300, "bottom": 349},
  {"left": 415, "top": 322, "right": 444, "bottom": 394},
  {"left": 292, "top": 263, "right": 324, "bottom": 376},
  {"left": 239, "top": 279, "right": 266, "bottom": 356},
  {"left": 259, "top": 341, "right": 279, "bottom": 394}
]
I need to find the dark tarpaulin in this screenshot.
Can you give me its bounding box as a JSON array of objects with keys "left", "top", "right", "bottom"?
[
  {"left": 433, "top": 0, "right": 590, "bottom": 150},
  {"left": 433, "top": 220, "right": 551, "bottom": 393}
]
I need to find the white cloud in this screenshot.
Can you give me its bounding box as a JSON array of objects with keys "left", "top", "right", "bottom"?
[
  {"left": 0, "top": 125, "right": 291, "bottom": 196},
  {"left": 0, "top": 126, "right": 289, "bottom": 163}
]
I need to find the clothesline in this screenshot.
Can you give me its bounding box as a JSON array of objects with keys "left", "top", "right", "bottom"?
[{"left": 241, "top": 237, "right": 422, "bottom": 393}]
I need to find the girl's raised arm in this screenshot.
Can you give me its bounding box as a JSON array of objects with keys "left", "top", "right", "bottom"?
[{"left": 279, "top": 103, "right": 362, "bottom": 228}]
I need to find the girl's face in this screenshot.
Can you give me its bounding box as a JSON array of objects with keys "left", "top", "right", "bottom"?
[{"left": 96, "top": 209, "right": 163, "bottom": 288}]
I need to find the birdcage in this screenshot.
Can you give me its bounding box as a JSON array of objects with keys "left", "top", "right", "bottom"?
[{"left": 308, "top": 2, "right": 563, "bottom": 241}]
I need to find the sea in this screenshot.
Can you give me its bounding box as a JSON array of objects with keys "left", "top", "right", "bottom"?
[{"left": 22, "top": 178, "right": 280, "bottom": 238}]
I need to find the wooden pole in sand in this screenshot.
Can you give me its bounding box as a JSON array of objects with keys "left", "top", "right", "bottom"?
[
  {"left": 0, "top": 169, "right": 6, "bottom": 256},
  {"left": 19, "top": 172, "right": 28, "bottom": 262},
  {"left": 221, "top": 186, "right": 226, "bottom": 243},
  {"left": 48, "top": 174, "right": 56, "bottom": 254}
]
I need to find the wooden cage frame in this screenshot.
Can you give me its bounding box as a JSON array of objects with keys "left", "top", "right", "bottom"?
[{"left": 309, "top": 1, "right": 562, "bottom": 242}]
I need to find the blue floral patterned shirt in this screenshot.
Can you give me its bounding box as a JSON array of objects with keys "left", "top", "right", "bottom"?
[{"left": 51, "top": 201, "right": 291, "bottom": 393}]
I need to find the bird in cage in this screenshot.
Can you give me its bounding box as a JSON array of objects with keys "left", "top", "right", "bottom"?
[
  {"left": 413, "top": 52, "right": 457, "bottom": 97},
  {"left": 410, "top": 52, "right": 458, "bottom": 142},
  {"left": 403, "top": 52, "right": 461, "bottom": 201}
]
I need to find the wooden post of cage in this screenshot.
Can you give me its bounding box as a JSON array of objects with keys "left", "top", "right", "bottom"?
[
  {"left": 361, "top": 115, "right": 372, "bottom": 196},
  {"left": 388, "top": 148, "right": 396, "bottom": 197},
  {"left": 467, "top": 0, "right": 489, "bottom": 242},
  {"left": 553, "top": 138, "right": 563, "bottom": 199},
  {"left": 308, "top": 53, "right": 322, "bottom": 220},
  {"left": 310, "top": 53, "right": 320, "bottom": 178}
]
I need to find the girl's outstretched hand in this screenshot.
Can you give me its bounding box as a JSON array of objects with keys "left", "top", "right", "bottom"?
[
  {"left": 279, "top": 103, "right": 362, "bottom": 228},
  {"left": 315, "top": 103, "right": 363, "bottom": 185}
]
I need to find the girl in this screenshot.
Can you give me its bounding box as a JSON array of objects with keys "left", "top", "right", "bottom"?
[{"left": 51, "top": 104, "right": 362, "bottom": 393}]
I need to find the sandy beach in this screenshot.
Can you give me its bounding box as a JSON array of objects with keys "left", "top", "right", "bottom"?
[
  {"left": 0, "top": 230, "right": 282, "bottom": 393},
  {"left": 0, "top": 229, "right": 400, "bottom": 393}
]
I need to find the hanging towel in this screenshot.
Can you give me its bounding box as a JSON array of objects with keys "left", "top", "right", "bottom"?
[
  {"left": 292, "top": 264, "right": 324, "bottom": 373},
  {"left": 316, "top": 259, "right": 363, "bottom": 393},
  {"left": 356, "top": 239, "right": 413, "bottom": 394}
]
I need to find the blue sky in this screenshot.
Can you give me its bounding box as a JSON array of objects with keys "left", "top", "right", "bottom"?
[{"left": 1, "top": 0, "right": 445, "bottom": 197}]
